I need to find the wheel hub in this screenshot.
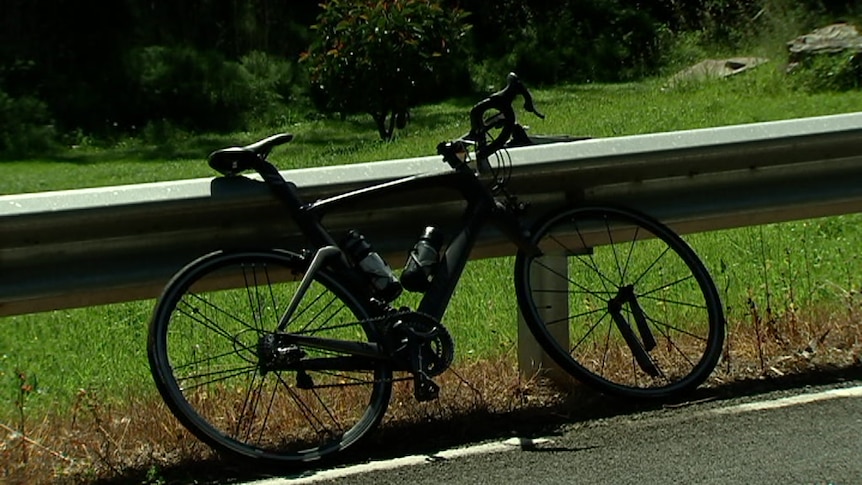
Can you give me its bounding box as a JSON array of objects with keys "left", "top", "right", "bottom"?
[{"left": 257, "top": 333, "right": 306, "bottom": 374}]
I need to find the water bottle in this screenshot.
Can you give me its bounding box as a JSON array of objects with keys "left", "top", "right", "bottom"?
[
  {"left": 401, "top": 226, "right": 444, "bottom": 293},
  {"left": 342, "top": 230, "right": 402, "bottom": 302}
]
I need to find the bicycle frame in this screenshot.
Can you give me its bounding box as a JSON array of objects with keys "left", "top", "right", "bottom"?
[
  {"left": 270, "top": 151, "right": 540, "bottom": 365},
  {"left": 148, "top": 74, "right": 727, "bottom": 464}
]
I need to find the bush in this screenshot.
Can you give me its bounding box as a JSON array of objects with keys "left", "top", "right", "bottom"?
[
  {"left": 239, "top": 51, "right": 310, "bottom": 128},
  {"left": 789, "top": 52, "right": 862, "bottom": 92},
  {"left": 0, "top": 89, "right": 55, "bottom": 158},
  {"left": 125, "top": 46, "right": 259, "bottom": 133},
  {"left": 460, "top": 0, "right": 667, "bottom": 87},
  {"left": 302, "top": 0, "right": 471, "bottom": 140}
]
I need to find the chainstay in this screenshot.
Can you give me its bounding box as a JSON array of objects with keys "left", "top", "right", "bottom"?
[{"left": 282, "top": 309, "right": 451, "bottom": 388}]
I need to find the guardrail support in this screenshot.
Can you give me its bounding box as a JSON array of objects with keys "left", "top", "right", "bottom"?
[{"left": 518, "top": 254, "right": 569, "bottom": 380}]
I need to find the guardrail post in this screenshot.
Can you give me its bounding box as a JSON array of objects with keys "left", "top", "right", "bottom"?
[{"left": 518, "top": 253, "right": 568, "bottom": 380}]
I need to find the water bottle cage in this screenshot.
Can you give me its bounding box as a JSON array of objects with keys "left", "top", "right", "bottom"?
[{"left": 401, "top": 227, "right": 444, "bottom": 293}]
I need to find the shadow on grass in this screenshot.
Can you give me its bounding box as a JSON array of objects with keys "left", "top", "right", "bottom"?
[
  {"left": 87, "top": 363, "right": 862, "bottom": 485},
  {"left": 25, "top": 134, "right": 243, "bottom": 165}
]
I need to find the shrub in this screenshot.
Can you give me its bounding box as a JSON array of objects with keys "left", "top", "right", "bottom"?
[
  {"left": 0, "top": 89, "right": 55, "bottom": 158},
  {"left": 125, "top": 46, "right": 258, "bottom": 133},
  {"left": 460, "top": 0, "right": 667, "bottom": 87},
  {"left": 789, "top": 52, "right": 862, "bottom": 92},
  {"left": 239, "top": 50, "right": 310, "bottom": 128},
  {"left": 302, "top": 0, "right": 471, "bottom": 140}
]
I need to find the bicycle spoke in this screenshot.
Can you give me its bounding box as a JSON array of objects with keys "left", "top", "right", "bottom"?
[
  {"left": 549, "top": 233, "right": 619, "bottom": 291},
  {"left": 177, "top": 363, "right": 258, "bottom": 391},
  {"left": 235, "top": 370, "right": 267, "bottom": 440},
  {"left": 569, "top": 311, "right": 611, "bottom": 353},
  {"left": 543, "top": 306, "right": 606, "bottom": 327},
  {"left": 599, "top": 312, "right": 612, "bottom": 375},
  {"left": 276, "top": 372, "right": 332, "bottom": 438},
  {"left": 619, "top": 226, "right": 641, "bottom": 283},
  {"left": 643, "top": 312, "right": 709, "bottom": 342},
  {"left": 638, "top": 293, "right": 707, "bottom": 310},
  {"left": 637, "top": 273, "right": 696, "bottom": 297},
  {"left": 173, "top": 347, "right": 255, "bottom": 373},
  {"left": 180, "top": 294, "right": 259, "bottom": 336},
  {"left": 629, "top": 245, "right": 673, "bottom": 289},
  {"left": 253, "top": 381, "right": 279, "bottom": 446},
  {"left": 533, "top": 256, "right": 611, "bottom": 299}
]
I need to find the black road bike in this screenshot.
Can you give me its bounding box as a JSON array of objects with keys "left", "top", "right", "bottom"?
[{"left": 147, "top": 73, "right": 725, "bottom": 463}]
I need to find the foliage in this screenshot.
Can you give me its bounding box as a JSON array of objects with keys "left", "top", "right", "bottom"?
[
  {"left": 789, "top": 52, "right": 862, "bottom": 92},
  {"left": 0, "top": 89, "right": 55, "bottom": 158},
  {"left": 0, "top": 1, "right": 317, "bottom": 140},
  {"left": 1, "top": 0, "right": 861, "bottom": 152},
  {"left": 240, "top": 50, "right": 311, "bottom": 127},
  {"left": 462, "top": 0, "right": 667, "bottom": 87},
  {"left": 302, "top": 0, "right": 471, "bottom": 140},
  {"left": 124, "top": 46, "right": 259, "bottom": 133}
]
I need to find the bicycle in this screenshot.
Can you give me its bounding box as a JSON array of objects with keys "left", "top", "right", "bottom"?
[{"left": 147, "top": 73, "right": 725, "bottom": 464}]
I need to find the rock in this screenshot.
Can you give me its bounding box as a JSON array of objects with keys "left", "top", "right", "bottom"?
[
  {"left": 667, "top": 57, "right": 769, "bottom": 85},
  {"left": 788, "top": 22, "right": 862, "bottom": 59},
  {"left": 787, "top": 22, "right": 862, "bottom": 72}
]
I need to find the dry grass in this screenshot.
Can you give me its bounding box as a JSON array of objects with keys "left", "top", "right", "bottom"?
[
  {"left": 3, "top": 301, "right": 862, "bottom": 485},
  {"left": 716, "top": 298, "right": 862, "bottom": 383}
]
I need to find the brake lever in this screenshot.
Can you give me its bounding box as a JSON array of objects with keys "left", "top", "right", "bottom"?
[{"left": 520, "top": 86, "right": 545, "bottom": 119}]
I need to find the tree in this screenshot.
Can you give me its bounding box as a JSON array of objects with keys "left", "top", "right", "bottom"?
[{"left": 302, "top": 0, "right": 470, "bottom": 140}]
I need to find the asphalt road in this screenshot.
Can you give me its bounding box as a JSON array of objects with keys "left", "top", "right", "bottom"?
[{"left": 250, "top": 381, "right": 862, "bottom": 485}]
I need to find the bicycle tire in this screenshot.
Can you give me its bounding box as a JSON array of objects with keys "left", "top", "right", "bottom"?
[
  {"left": 148, "top": 249, "right": 392, "bottom": 463},
  {"left": 514, "top": 205, "right": 725, "bottom": 399}
]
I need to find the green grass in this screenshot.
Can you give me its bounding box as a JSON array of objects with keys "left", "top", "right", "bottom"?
[
  {"left": 2, "top": 70, "right": 862, "bottom": 420},
  {"left": 3, "top": 67, "right": 862, "bottom": 195}
]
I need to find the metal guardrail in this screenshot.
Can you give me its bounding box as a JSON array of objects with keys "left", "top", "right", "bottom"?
[{"left": 3, "top": 112, "right": 862, "bottom": 319}]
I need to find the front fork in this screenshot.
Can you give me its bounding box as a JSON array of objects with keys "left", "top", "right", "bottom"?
[{"left": 608, "top": 285, "right": 660, "bottom": 377}]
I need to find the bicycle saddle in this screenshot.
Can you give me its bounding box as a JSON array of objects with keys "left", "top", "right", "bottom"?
[{"left": 208, "top": 133, "right": 294, "bottom": 176}]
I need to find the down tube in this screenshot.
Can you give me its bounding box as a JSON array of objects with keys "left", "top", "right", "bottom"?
[{"left": 417, "top": 197, "right": 493, "bottom": 321}]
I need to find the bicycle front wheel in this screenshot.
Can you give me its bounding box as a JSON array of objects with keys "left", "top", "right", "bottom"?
[
  {"left": 148, "top": 249, "right": 392, "bottom": 463},
  {"left": 514, "top": 205, "right": 724, "bottom": 399}
]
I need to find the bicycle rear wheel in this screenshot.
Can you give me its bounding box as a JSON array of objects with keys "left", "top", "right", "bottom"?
[
  {"left": 514, "top": 205, "right": 724, "bottom": 399},
  {"left": 148, "top": 249, "right": 392, "bottom": 463}
]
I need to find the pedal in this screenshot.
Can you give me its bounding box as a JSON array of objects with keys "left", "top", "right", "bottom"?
[{"left": 413, "top": 373, "right": 440, "bottom": 402}]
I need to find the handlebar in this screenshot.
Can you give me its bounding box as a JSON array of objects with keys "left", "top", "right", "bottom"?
[{"left": 468, "top": 72, "right": 544, "bottom": 160}]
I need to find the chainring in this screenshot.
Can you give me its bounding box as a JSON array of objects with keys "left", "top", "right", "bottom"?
[{"left": 386, "top": 312, "right": 454, "bottom": 377}]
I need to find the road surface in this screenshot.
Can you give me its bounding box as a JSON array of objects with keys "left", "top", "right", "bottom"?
[{"left": 247, "top": 382, "right": 862, "bottom": 484}]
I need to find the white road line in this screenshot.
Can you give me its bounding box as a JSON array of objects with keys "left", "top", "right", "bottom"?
[
  {"left": 710, "top": 385, "right": 862, "bottom": 415},
  {"left": 247, "top": 438, "right": 550, "bottom": 485}
]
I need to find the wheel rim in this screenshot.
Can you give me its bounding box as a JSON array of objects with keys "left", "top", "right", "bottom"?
[
  {"left": 522, "top": 208, "right": 723, "bottom": 396},
  {"left": 150, "top": 252, "right": 391, "bottom": 461}
]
